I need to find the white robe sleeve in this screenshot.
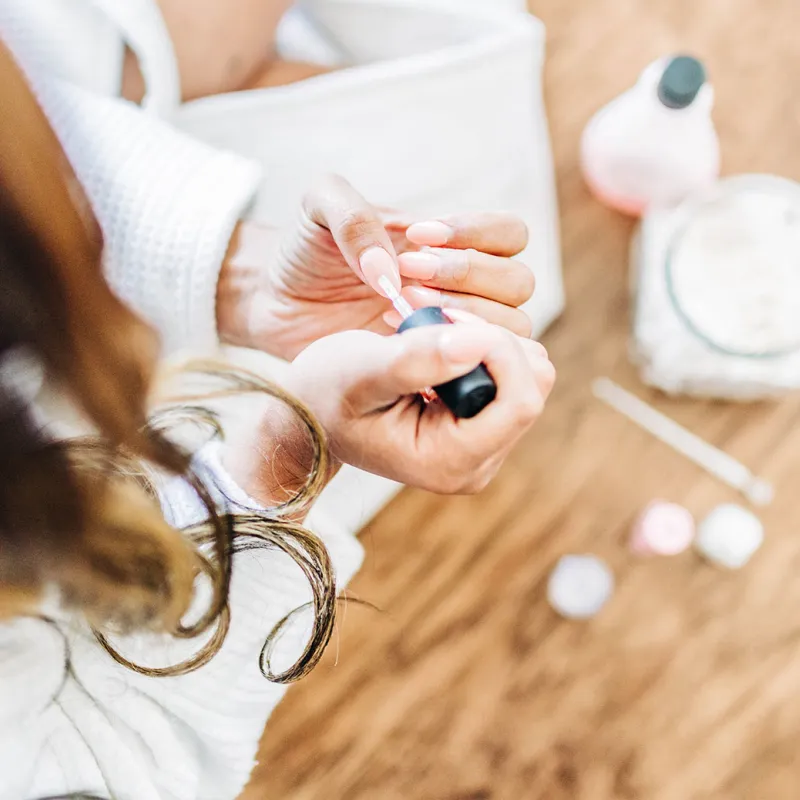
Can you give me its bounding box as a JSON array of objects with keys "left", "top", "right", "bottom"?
[
  {"left": 1, "top": 1, "right": 262, "bottom": 354},
  {"left": 33, "top": 79, "right": 262, "bottom": 354},
  {"left": 0, "top": 443, "right": 363, "bottom": 800}
]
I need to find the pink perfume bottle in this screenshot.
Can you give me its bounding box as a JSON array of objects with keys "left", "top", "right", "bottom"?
[{"left": 581, "top": 55, "right": 720, "bottom": 216}]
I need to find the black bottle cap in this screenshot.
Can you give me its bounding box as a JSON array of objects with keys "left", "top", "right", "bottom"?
[
  {"left": 397, "top": 306, "right": 497, "bottom": 419},
  {"left": 657, "top": 55, "right": 706, "bottom": 109}
]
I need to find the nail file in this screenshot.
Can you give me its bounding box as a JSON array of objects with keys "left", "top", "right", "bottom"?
[{"left": 593, "top": 377, "right": 774, "bottom": 506}]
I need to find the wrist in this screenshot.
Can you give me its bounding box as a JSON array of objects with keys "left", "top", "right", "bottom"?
[
  {"left": 220, "top": 392, "right": 340, "bottom": 512},
  {"left": 216, "top": 221, "right": 282, "bottom": 351}
]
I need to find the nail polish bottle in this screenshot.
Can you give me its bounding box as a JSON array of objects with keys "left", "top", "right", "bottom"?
[
  {"left": 398, "top": 307, "right": 497, "bottom": 419},
  {"left": 378, "top": 277, "right": 496, "bottom": 419},
  {"left": 580, "top": 55, "right": 720, "bottom": 216}
]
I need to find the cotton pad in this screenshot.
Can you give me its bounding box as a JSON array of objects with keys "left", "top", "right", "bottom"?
[
  {"left": 547, "top": 555, "right": 614, "bottom": 619},
  {"left": 695, "top": 503, "right": 764, "bottom": 568}
]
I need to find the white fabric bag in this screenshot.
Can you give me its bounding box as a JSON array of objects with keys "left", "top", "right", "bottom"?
[
  {"left": 155, "top": 0, "right": 564, "bottom": 342},
  {"left": 107, "top": 0, "right": 565, "bottom": 534}
]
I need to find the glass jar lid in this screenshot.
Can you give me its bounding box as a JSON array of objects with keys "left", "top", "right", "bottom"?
[{"left": 665, "top": 175, "right": 800, "bottom": 359}]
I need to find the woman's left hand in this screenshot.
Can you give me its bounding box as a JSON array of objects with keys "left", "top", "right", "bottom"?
[{"left": 216, "top": 174, "right": 536, "bottom": 360}]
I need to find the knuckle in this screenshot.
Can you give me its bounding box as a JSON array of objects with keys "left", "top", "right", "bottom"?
[
  {"left": 508, "top": 262, "right": 536, "bottom": 305},
  {"left": 515, "top": 393, "right": 544, "bottom": 426},
  {"left": 461, "top": 467, "right": 497, "bottom": 495},
  {"left": 515, "top": 219, "right": 530, "bottom": 251},
  {"left": 430, "top": 471, "right": 461, "bottom": 495},
  {"left": 494, "top": 213, "right": 530, "bottom": 253},
  {"left": 392, "top": 330, "right": 442, "bottom": 381},
  {"left": 441, "top": 453, "right": 500, "bottom": 495},
  {"left": 538, "top": 360, "right": 557, "bottom": 395},
  {"left": 461, "top": 477, "right": 488, "bottom": 495},
  {"left": 337, "top": 207, "right": 378, "bottom": 245},
  {"left": 499, "top": 324, "right": 522, "bottom": 347},
  {"left": 449, "top": 248, "right": 475, "bottom": 286},
  {"left": 531, "top": 340, "right": 548, "bottom": 359},
  {"left": 432, "top": 459, "right": 483, "bottom": 495},
  {"left": 511, "top": 310, "right": 533, "bottom": 339},
  {"left": 447, "top": 476, "right": 468, "bottom": 495}
]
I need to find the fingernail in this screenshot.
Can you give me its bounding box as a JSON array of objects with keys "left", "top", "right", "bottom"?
[
  {"left": 398, "top": 251, "right": 441, "bottom": 280},
  {"left": 382, "top": 309, "right": 402, "bottom": 329},
  {"left": 439, "top": 325, "right": 490, "bottom": 363},
  {"left": 442, "top": 308, "right": 489, "bottom": 325},
  {"left": 406, "top": 221, "right": 453, "bottom": 247},
  {"left": 360, "top": 247, "right": 400, "bottom": 295},
  {"left": 405, "top": 285, "right": 442, "bottom": 307}
]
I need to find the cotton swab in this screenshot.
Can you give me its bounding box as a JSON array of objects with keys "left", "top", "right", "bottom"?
[{"left": 592, "top": 378, "right": 774, "bottom": 506}]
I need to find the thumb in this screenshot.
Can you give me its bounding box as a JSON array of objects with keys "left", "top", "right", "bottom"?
[
  {"left": 303, "top": 174, "right": 401, "bottom": 296},
  {"left": 351, "top": 324, "right": 500, "bottom": 409}
]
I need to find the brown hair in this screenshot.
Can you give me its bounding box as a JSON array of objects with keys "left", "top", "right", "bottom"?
[{"left": 0, "top": 41, "right": 335, "bottom": 682}]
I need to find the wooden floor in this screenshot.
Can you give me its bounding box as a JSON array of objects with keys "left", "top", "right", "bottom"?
[{"left": 244, "top": 1, "right": 800, "bottom": 798}]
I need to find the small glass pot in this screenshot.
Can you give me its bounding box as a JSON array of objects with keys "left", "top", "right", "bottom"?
[
  {"left": 664, "top": 174, "right": 800, "bottom": 359},
  {"left": 631, "top": 174, "right": 800, "bottom": 398}
]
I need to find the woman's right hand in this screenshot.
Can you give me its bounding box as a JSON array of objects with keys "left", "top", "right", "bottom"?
[{"left": 283, "top": 319, "right": 555, "bottom": 494}]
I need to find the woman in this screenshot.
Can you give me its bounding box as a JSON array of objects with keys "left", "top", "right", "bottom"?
[
  {"left": 1, "top": 0, "right": 548, "bottom": 544},
  {"left": 0, "top": 43, "right": 554, "bottom": 799}
]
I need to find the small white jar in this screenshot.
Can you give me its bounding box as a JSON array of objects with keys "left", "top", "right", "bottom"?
[{"left": 631, "top": 174, "right": 800, "bottom": 399}]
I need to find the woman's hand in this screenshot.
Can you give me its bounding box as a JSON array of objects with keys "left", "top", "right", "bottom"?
[
  {"left": 216, "top": 175, "right": 536, "bottom": 361},
  {"left": 281, "top": 319, "right": 555, "bottom": 494}
]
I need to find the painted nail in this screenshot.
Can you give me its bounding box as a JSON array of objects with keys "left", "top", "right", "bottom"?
[
  {"left": 406, "top": 221, "right": 453, "bottom": 247},
  {"left": 382, "top": 310, "right": 402, "bottom": 329},
  {"left": 398, "top": 251, "right": 441, "bottom": 280},
  {"left": 442, "top": 308, "right": 489, "bottom": 326},
  {"left": 438, "top": 325, "right": 490, "bottom": 363},
  {"left": 405, "top": 285, "right": 442, "bottom": 308},
  {"left": 360, "top": 247, "right": 400, "bottom": 295}
]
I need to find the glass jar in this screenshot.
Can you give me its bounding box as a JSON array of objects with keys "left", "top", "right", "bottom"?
[{"left": 630, "top": 174, "right": 800, "bottom": 399}]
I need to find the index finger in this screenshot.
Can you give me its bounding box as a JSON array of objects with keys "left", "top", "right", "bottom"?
[
  {"left": 303, "top": 174, "right": 401, "bottom": 295},
  {"left": 405, "top": 212, "right": 529, "bottom": 257}
]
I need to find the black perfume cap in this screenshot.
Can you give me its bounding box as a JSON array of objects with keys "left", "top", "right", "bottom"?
[
  {"left": 657, "top": 55, "right": 706, "bottom": 109},
  {"left": 397, "top": 306, "right": 497, "bottom": 419}
]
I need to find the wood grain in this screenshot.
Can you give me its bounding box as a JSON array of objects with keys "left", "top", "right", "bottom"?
[{"left": 243, "top": 1, "right": 800, "bottom": 797}]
